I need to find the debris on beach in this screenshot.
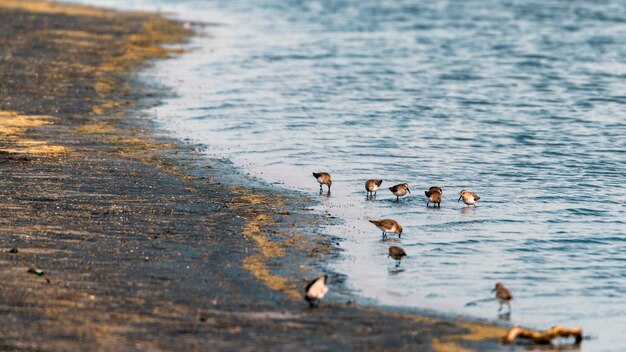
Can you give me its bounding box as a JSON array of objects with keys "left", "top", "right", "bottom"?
[{"left": 501, "top": 325, "right": 583, "bottom": 345}]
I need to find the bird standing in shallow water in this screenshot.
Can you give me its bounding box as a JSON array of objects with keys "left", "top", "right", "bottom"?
[
  {"left": 312, "top": 172, "right": 332, "bottom": 194},
  {"left": 389, "top": 183, "right": 410, "bottom": 202},
  {"left": 492, "top": 282, "right": 513, "bottom": 312},
  {"left": 458, "top": 189, "right": 480, "bottom": 207},
  {"left": 425, "top": 186, "right": 442, "bottom": 208},
  {"left": 365, "top": 179, "right": 383, "bottom": 198},
  {"left": 305, "top": 274, "right": 328, "bottom": 308},
  {"left": 369, "top": 219, "right": 403, "bottom": 239},
  {"left": 388, "top": 246, "right": 406, "bottom": 267}
]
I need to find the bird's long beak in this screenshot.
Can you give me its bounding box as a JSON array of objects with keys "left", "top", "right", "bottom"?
[
  {"left": 407, "top": 188, "right": 411, "bottom": 194},
  {"left": 491, "top": 288, "right": 496, "bottom": 293},
  {"left": 458, "top": 195, "right": 462, "bottom": 202}
]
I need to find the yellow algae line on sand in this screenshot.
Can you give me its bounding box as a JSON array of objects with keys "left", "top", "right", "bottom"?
[
  {"left": 432, "top": 322, "right": 508, "bottom": 351},
  {"left": 229, "top": 187, "right": 301, "bottom": 300},
  {"left": 378, "top": 310, "right": 508, "bottom": 351},
  {"left": 0, "top": 111, "right": 67, "bottom": 156},
  {"left": 88, "top": 8, "right": 189, "bottom": 116}
]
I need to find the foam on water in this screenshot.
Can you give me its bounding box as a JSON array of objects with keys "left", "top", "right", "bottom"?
[{"left": 72, "top": 0, "right": 625, "bottom": 350}]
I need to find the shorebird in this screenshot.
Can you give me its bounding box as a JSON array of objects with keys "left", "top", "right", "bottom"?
[
  {"left": 389, "top": 183, "right": 410, "bottom": 202},
  {"left": 458, "top": 189, "right": 480, "bottom": 207},
  {"left": 425, "top": 186, "right": 442, "bottom": 208},
  {"left": 305, "top": 274, "right": 328, "bottom": 308},
  {"left": 365, "top": 179, "right": 383, "bottom": 198},
  {"left": 388, "top": 246, "right": 407, "bottom": 267},
  {"left": 312, "top": 172, "right": 332, "bottom": 194},
  {"left": 369, "top": 219, "right": 403, "bottom": 239},
  {"left": 492, "top": 282, "right": 513, "bottom": 312}
]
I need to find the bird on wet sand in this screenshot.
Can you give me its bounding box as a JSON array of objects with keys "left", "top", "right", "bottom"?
[
  {"left": 312, "top": 172, "right": 332, "bottom": 194},
  {"left": 425, "top": 186, "right": 442, "bottom": 208},
  {"left": 388, "top": 246, "right": 406, "bottom": 267},
  {"left": 365, "top": 179, "right": 383, "bottom": 198},
  {"left": 369, "top": 219, "right": 403, "bottom": 239},
  {"left": 305, "top": 274, "right": 328, "bottom": 308},
  {"left": 389, "top": 183, "right": 410, "bottom": 202},
  {"left": 492, "top": 281, "right": 513, "bottom": 312},
  {"left": 458, "top": 189, "right": 480, "bottom": 207}
]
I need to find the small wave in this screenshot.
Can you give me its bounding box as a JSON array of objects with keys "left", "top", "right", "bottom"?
[
  {"left": 586, "top": 97, "right": 626, "bottom": 105},
  {"left": 261, "top": 53, "right": 337, "bottom": 62},
  {"left": 565, "top": 208, "right": 608, "bottom": 217},
  {"left": 438, "top": 72, "right": 484, "bottom": 81}
]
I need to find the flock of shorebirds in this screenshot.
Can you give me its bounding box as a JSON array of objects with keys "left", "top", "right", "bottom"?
[{"left": 305, "top": 172, "right": 513, "bottom": 314}]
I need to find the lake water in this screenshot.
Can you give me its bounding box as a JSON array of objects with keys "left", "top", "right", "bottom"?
[{"left": 76, "top": 1, "right": 625, "bottom": 350}]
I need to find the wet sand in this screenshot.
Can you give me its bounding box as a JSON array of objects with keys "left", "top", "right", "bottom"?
[{"left": 0, "top": 1, "right": 508, "bottom": 350}]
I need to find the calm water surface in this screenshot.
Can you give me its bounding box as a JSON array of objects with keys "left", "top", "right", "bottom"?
[{"left": 78, "top": 1, "right": 625, "bottom": 350}]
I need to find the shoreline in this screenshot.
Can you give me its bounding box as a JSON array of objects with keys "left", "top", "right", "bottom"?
[{"left": 0, "top": 1, "right": 509, "bottom": 350}]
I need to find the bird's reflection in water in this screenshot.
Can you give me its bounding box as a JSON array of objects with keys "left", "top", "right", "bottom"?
[
  {"left": 498, "top": 311, "right": 511, "bottom": 321},
  {"left": 460, "top": 207, "right": 476, "bottom": 215},
  {"left": 388, "top": 267, "right": 405, "bottom": 275}
]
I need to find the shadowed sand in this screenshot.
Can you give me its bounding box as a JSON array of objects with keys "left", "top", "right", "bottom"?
[{"left": 0, "top": 1, "right": 508, "bottom": 351}]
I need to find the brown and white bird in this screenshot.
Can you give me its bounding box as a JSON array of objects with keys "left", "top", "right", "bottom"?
[
  {"left": 388, "top": 246, "right": 407, "bottom": 267},
  {"left": 492, "top": 282, "right": 513, "bottom": 312},
  {"left": 312, "top": 172, "right": 332, "bottom": 194},
  {"left": 458, "top": 189, "right": 480, "bottom": 207},
  {"left": 305, "top": 274, "right": 328, "bottom": 308},
  {"left": 365, "top": 179, "right": 383, "bottom": 198},
  {"left": 389, "top": 183, "right": 410, "bottom": 202},
  {"left": 425, "top": 186, "right": 442, "bottom": 208},
  {"left": 369, "top": 219, "right": 403, "bottom": 239}
]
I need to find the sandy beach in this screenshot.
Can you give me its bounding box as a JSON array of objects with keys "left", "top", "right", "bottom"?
[{"left": 0, "top": 1, "right": 509, "bottom": 350}]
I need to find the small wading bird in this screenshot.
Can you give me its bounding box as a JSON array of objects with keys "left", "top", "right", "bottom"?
[
  {"left": 365, "top": 179, "right": 383, "bottom": 198},
  {"left": 312, "top": 172, "right": 332, "bottom": 194},
  {"left": 388, "top": 246, "right": 406, "bottom": 267},
  {"left": 492, "top": 282, "right": 513, "bottom": 312},
  {"left": 458, "top": 189, "right": 480, "bottom": 207},
  {"left": 305, "top": 274, "right": 328, "bottom": 308},
  {"left": 369, "top": 219, "right": 403, "bottom": 239},
  {"left": 425, "top": 186, "right": 442, "bottom": 208},
  {"left": 389, "top": 183, "right": 410, "bottom": 202}
]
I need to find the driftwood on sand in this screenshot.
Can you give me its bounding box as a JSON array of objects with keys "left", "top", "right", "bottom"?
[{"left": 501, "top": 325, "right": 583, "bottom": 345}]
